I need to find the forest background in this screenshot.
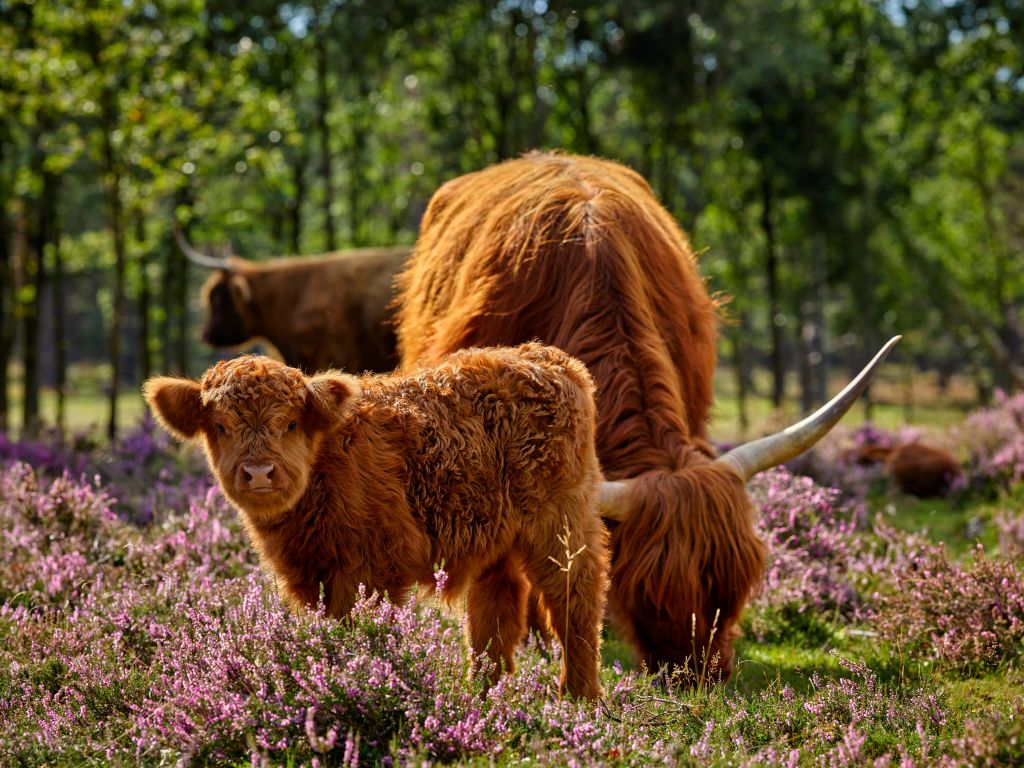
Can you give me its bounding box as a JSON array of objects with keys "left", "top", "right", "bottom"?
[{"left": 1, "top": 0, "right": 1021, "bottom": 441}]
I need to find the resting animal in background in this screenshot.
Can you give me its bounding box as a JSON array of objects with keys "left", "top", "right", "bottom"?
[
  {"left": 847, "top": 441, "right": 961, "bottom": 497},
  {"left": 174, "top": 225, "right": 408, "bottom": 373},
  {"left": 143, "top": 344, "right": 609, "bottom": 699},
  {"left": 397, "top": 151, "right": 898, "bottom": 680}
]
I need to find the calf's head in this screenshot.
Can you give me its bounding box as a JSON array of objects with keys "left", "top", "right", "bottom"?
[{"left": 143, "top": 355, "right": 359, "bottom": 523}]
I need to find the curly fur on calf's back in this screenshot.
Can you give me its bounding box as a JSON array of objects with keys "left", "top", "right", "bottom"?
[
  {"left": 144, "top": 344, "right": 609, "bottom": 699},
  {"left": 397, "top": 152, "right": 766, "bottom": 678}
]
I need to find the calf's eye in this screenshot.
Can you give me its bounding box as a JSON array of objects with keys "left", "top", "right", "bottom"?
[
  {"left": 287, "top": 420, "right": 298, "bottom": 432},
  {"left": 216, "top": 423, "right": 226, "bottom": 435}
]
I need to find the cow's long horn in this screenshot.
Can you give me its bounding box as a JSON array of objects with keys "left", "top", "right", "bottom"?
[
  {"left": 598, "top": 481, "right": 630, "bottom": 522},
  {"left": 596, "top": 335, "right": 901, "bottom": 520},
  {"left": 717, "top": 335, "right": 901, "bottom": 481},
  {"left": 172, "top": 221, "right": 231, "bottom": 270}
]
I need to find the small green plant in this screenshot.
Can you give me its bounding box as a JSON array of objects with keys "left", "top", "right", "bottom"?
[{"left": 547, "top": 516, "right": 586, "bottom": 699}]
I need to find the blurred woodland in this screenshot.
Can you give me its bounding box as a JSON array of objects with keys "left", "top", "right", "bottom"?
[{"left": 1, "top": 0, "right": 1022, "bottom": 439}]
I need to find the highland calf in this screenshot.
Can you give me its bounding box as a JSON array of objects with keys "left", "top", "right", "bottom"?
[{"left": 143, "top": 344, "right": 609, "bottom": 699}]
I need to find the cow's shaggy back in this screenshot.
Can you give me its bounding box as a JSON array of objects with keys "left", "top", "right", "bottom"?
[
  {"left": 398, "top": 152, "right": 719, "bottom": 469},
  {"left": 397, "top": 152, "right": 764, "bottom": 678}
]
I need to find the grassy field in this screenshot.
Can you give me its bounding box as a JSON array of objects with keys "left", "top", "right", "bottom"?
[
  {"left": 710, "top": 365, "right": 976, "bottom": 443},
  {"left": 3, "top": 361, "right": 981, "bottom": 441}
]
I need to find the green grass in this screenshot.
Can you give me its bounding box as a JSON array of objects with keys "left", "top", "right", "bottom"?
[
  {"left": 5, "top": 385, "right": 144, "bottom": 435},
  {"left": 2, "top": 359, "right": 985, "bottom": 442},
  {"left": 710, "top": 365, "right": 974, "bottom": 442}
]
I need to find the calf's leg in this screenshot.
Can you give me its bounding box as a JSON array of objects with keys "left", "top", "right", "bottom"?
[
  {"left": 522, "top": 499, "right": 609, "bottom": 700},
  {"left": 466, "top": 555, "right": 529, "bottom": 684}
]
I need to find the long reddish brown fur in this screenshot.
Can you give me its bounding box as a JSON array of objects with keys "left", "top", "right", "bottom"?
[
  {"left": 144, "top": 344, "right": 609, "bottom": 699},
  {"left": 396, "top": 152, "right": 766, "bottom": 679}
]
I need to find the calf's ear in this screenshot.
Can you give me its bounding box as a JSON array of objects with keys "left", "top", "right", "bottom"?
[
  {"left": 306, "top": 372, "right": 361, "bottom": 431},
  {"left": 143, "top": 377, "right": 205, "bottom": 441}
]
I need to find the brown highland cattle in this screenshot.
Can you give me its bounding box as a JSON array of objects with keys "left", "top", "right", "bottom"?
[
  {"left": 397, "top": 151, "right": 898, "bottom": 680},
  {"left": 143, "top": 344, "right": 609, "bottom": 699},
  {"left": 848, "top": 441, "right": 962, "bottom": 497},
  {"left": 175, "top": 225, "right": 408, "bottom": 373}
]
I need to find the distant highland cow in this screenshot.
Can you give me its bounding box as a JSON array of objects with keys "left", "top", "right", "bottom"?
[
  {"left": 144, "top": 344, "right": 609, "bottom": 699},
  {"left": 175, "top": 225, "right": 408, "bottom": 373},
  {"left": 848, "top": 441, "right": 962, "bottom": 497}
]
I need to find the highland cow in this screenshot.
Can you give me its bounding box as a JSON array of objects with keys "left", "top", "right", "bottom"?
[
  {"left": 848, "top": 441, "right": 962, "bottom": 497},
  {"left": 397, "top": 151, "right": 898, "bottom": 680},
  {"left": 143, "top": 344, "right": 609, "bottom": 699},
  {"left": 175, "top": 225, "right": 408, "bottom": 373}
]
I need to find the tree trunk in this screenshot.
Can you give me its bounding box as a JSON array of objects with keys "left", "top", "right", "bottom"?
[
  {"left": 0, "top": 139, "right": 13, "bottom": 433},
  {"left": 799, "top": 244, "right": 828, "bottom": 410},
  {"left": 101, "top": 129, "right": 127, "bottom": 442},
  {"left": 797, "top": 302, "right": 812, "bottom": 414},
  {"left": 348, "top": 56, "right": 370, "bottom": 248},
  {"left": 290, "top": 148, "right": 307, "bottom": 254},
  {"left": 902, "top": 359, "right": 914, "bottom": 423},
  {"left": 853, "top": 3, "right": 876, "bottom": 421},
  {"left": 160, "top": 234, "right": 175, "bottom": 374},
  {"left": 53, "top": 206, "right": 67, "bottom": 433},
  {"left": 22, "top": 166, "right": 56, "bottom": 438},
  {"left": 175, "top": 223, "right": 189, "bottom": 376},
  {"left": 315, "top": 32, "right": 336, "bottom": 251},
  {"left": 730, "top": 324, "right": 750, "bottom": 441},
  {"left": 165, "top": 187, "right": 193, "bottom": 376},
  {"left": 84, "top": 12, "right": 127, "bottom": 439},
  {"left": 761, "top": 172, "right": 785, "bottom": 410},
  {"left": 135, "top": 209, "right": 151, "bottom": 382}
]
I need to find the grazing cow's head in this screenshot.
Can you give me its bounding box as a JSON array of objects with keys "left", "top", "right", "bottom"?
[
  {"left": 144, "top": 355, "right": 359, "bottom": 522},
  {"left": 199, "top": 270, "right": 257, "bottom": 347},
  {"left": 173, "top": 222, "right": 257, "bottom": 348}
]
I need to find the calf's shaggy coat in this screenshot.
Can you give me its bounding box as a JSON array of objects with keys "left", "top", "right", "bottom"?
[{"left": 143, "top": 344, "right": 609, "bottom": 699}]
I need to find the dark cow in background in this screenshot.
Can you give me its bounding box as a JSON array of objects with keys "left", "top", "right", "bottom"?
[
  {"left": 175, "top": 225, "right": 408, "bottom": 373},
  {"left": 847, "top": 441, "right": 962, "bottom": 497},
  {"left": 397, "top": 151, "right": 898, "bottom": 681}
]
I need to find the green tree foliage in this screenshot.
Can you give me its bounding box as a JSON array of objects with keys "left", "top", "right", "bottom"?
[{"left": 0, "top": 0, "right": 1020, "bottom": 436}]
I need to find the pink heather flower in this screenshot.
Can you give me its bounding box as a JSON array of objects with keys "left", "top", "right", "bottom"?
[{"left": 433, "top": 567, "right": 449, "bottom": 593}]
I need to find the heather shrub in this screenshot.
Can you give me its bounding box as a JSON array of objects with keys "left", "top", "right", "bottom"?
[
  {"left": 871, "top": 541, "right": 1024, "bottom": 674},
  {"left": 0, "top": 436, "right": 1015, "bottom": 766},
  {"left": 0, "top": 417, "right": 210, "bottom": 525},
  {"left": 996, "top": 508, "right": 1024, "bottom": 561},
  {"left": 959, "top": 389, "right": 1024, "bottom": 496},
  {"left": 0, "top": 463, "right": 127, "bottom": 607},
  {"left": 941, "top": 695, "right": 1024, "bottom": 767},
  {"left": 131, "top": 578, "right": 514, "bottom": 765},
  {"left": 746, "top": 469, "right": 866, "bottom": 642},
  {"left": 0, "top": 429, "right": 87, "bottom": 477},
  {"left": 794, "top": 655, "right": 947, "bottom": 767}
]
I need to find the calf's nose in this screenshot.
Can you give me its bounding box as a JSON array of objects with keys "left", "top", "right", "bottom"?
[{"left": 239, "top": 463, "right": 276, "bottom": 490}]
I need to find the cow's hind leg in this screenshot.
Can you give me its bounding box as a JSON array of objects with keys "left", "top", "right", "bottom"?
[
  {"left": 466, "top": 555, "right": 529, "bottom": 685},
  {"left": 522, "top": 499, "right": 609, "bottom": 700}
]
